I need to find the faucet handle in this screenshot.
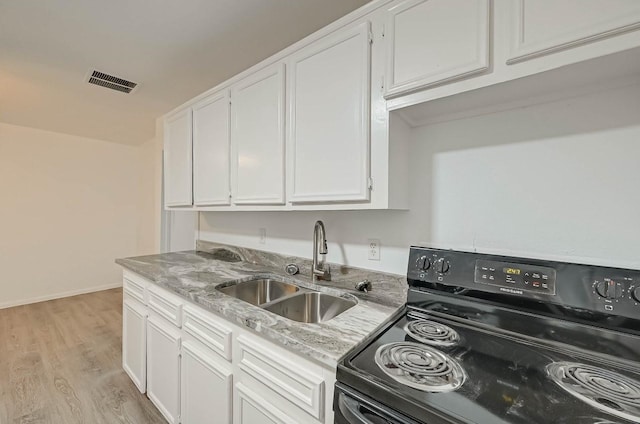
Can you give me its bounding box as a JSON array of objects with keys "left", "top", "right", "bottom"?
[
  {"left": 323, "top": 263, "right": 331, "bottom": 281},
  {"left": 355, "top": 280, "right": 372, "bottom": 293},
  {"left": 314, "top": 263, "right": 331, "bottom": 281}
]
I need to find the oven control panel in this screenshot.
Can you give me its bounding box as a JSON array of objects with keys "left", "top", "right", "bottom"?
[
  {"left": 591, "top": 277, "right": 639, "bottom": 313},
  {"left": 407, "top": 246, "right": 640, "bottom": 320},
  {"left": 474, "top": 260, "right": 557, "bottom": 296}
]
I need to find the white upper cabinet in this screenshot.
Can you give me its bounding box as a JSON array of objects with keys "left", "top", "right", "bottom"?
[
  {"left": 507, "top": 0, "right": 640, "bottom": 64},
  {"left": 231, "top": 64, "right": 286, "bottom": 205},
  {"left": 161, "top": 0, "right": 640, "bottom": 211},
  {"left": 192, "top": 90, "right": 231, "bottom": 206},
  {"left": 164, "top": 109, "right": 193, "bottom": 207},
  {"left": 384, "top": 0, "right": 491, "bottom": 98},
  {"left": 287, "top": 22, "right": 372, "bottom": 204}
]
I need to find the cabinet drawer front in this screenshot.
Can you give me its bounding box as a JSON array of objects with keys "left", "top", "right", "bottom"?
[
  {"left": 123, "top": 272, "right": 147, "bottom": 304},
  {"left": 238, "top": 336, "right": 324, "bottom": 420},
  {"left": 148, "top": 286, "right": 183, "bottom": 327},
  {"left": 183, "top": 305, "right": 232, "bottom": 361}
]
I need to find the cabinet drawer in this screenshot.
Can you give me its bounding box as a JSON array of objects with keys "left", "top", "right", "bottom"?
[
  {"left": 237, "top": 335, "right": 324, "bottom": 420},
  {"left": 123, "top": 271, "right": 148, "bottom": 304},
  {"left": 147, "top": 285, "right": 183, "bottom": 327},
  {"left": 183, "top": 305, "right": 232, "bottom": 361}
]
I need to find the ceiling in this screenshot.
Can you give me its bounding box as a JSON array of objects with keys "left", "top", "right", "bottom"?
[{"left": 0, "top": 0, "right": 370, "bottom": 145}]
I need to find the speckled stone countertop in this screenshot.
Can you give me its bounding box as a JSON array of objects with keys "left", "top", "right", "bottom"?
[{"left": 116, "top": 241, "right": 407, "bottom": 368}]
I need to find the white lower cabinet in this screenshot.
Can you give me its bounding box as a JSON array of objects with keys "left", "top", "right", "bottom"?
[
  {"left": 234, "top": 383, "right": 296, "bottom": 424},
  {"left": 121, "top": 271, "right": 336, "bottom": 424},
  {"left": 236, "top": 335, "right": 325, "bottom": 422},
  {"left": 147, "top": 314, "right": 182, "bottom": 424},
  {"left": 181, "top": 340, "right": 233, "bottom": 424},
  {"left": 122, "top": 297, "right": 147, "bottom": 393}
]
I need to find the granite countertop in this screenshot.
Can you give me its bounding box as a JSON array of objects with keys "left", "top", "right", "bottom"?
[{"left": 116, "top": 241, "right": 407, "bottom": 368}]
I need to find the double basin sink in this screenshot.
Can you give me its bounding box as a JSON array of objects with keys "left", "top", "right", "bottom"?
[{"left": 217, "top": 278, "right": 356, "bottom": 323}]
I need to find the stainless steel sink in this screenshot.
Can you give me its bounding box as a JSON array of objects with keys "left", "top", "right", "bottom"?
[
  {"left": 263, "top": 292, "right": 356, "bottom": 323},
  {"left": 217, "top": 278, "right": 299, "bottom": 306}
]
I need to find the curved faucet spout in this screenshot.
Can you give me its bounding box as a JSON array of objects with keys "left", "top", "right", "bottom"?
[{"left": 312, "top": 220, "right": 331, "bottom": 281}]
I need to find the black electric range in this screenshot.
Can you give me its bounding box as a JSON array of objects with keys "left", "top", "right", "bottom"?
[{"left": 335, "top": 247, "right": 640, "bottom": 424}]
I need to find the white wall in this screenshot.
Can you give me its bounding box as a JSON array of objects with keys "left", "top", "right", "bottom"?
[
  {"left": 137, "top": 131, "right": 164, "bottom": 255},
  {"left": 0, "top": 122, "right": 159, "bottom": 307},
  {"left": 200, "top": 81, "right": 640, "bottom": 275}
]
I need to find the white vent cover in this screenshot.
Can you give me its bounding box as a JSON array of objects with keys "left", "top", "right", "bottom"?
[{"left": 85, "top": 70, "right": 138, "bottom": 94}]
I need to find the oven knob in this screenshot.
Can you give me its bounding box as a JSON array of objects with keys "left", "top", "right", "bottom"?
[
  {"left": 632, "top": 287, "right": 640, "bottom": 303},
  {"left": 595, "top": 281, "right": 608, "bottom": 298},
  {"left": 594, "top": 280, "right": 623, "bottom": 300},
  {"left": 416, "top": 255, "right": 431, "bottom": 271},
  {"left": 434, "top": 258, "right": 450, "bottom": 274}
]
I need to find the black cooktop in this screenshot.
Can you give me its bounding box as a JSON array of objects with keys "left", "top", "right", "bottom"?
[
  {"left": 337, "top": 247, "right": 640, "bottom": 424},
  {"left": 338, "top": 301, "right": 640, "bottom": 424}
]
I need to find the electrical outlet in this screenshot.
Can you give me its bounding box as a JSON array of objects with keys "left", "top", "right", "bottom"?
[
  {"left": 259, "top": 228, "right": 267, "bottom": 244},
  {"left": 368, "top": 239, "right": 380, "bottom": 261}
]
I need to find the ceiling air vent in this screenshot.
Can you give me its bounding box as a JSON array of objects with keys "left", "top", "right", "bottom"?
[{"left": 86, "top": 70, "right": 138, "bottom": 94}]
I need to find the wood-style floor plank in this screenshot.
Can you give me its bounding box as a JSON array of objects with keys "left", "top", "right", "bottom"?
[{"left": 0, "top": 288, "right": 166, "bottom": 424}]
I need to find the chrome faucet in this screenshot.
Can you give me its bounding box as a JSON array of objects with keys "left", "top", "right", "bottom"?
[{"left": 312, "top": 220, "right": 331, "bottom": 281}]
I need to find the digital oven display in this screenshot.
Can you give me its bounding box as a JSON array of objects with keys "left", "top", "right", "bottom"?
[{"left": 503, "top": 268, "right": 521, "bottom": 275}]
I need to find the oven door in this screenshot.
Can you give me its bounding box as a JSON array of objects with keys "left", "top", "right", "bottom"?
[{"left": 334, "top": 384, "right": 421, "bottom": 424}]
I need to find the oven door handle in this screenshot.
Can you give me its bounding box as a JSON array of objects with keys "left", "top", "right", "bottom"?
[{"left": 338, "top": 392, "right": 392, "bottom": 424}]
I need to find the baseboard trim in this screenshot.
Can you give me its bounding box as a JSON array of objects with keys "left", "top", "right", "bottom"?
[{"left": 0, "top": 283, "right": 123, "bottom": 310}]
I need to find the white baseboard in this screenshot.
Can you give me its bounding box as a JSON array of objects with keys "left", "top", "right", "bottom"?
[{"left": 0, "top": 282, "right": 123, "bottom": 310}]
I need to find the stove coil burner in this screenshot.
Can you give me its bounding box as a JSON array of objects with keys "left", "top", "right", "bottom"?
[
  {"left": 375, "top": 342, "right": 465, "bottom": 392},
  {"left": 547, "top": 362, "right": 640, "bottom": 423},
  {"left": 404, "top": 319, "right": 459, "bottom": 347}
]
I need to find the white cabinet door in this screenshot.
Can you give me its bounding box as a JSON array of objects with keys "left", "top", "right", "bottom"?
[
  {"left": 164, "top": 108, "right": 193, "bottom": 207},
  {"left": 231, "top": 64, "right": 286, "bottom": 205},
  {"left": 287, "top": 22, "right": 371, "bottom": 204},
  {"left": 181, "top": 341, "right": 232, "bottom": 424},
  {"left": 193, "top": 91, "right": 231, "bottom": 206},
  {"left": 236, "top": 335, "right": 325, "bottom": 421},
  {"left": 123, "top": 298, "right": 147, "bottom": 393},
  {"left": 147, "top": 315, "right": 181, "bottom": 424},
  {"left": 507, "top": 0, "right": 640, "bottom": 64},
  {"left": 384, "top": 0, "right": 490, "bottom": 98},
  {"left": 234, "top": 383, "right": 297, "bottom": 424}
]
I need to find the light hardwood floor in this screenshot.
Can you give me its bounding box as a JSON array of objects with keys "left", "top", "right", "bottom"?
[{"left": 0, "top": 288, "right": 166, "bottom": 423}]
